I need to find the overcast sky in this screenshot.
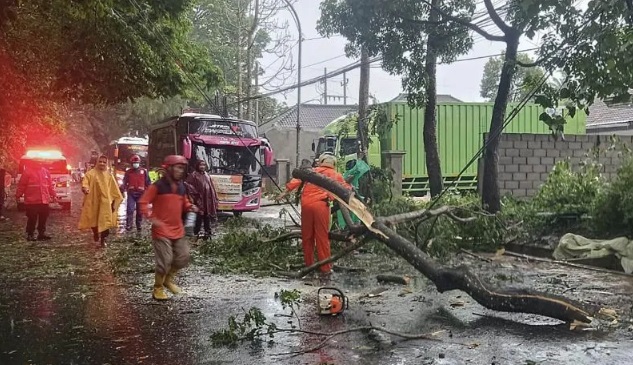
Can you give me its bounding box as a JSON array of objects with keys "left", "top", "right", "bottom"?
[{"left": 260, "top": 0, "right": 543, "bottom": 107}]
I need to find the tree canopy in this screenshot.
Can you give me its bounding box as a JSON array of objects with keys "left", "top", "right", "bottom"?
[
  {"left": 318, "top": 0, "right": 473, "bottom": 108},
  {"left": 0, "top": 0, "right": 222, "bottom": 166},
  {"left": 479, "top": 53, "right": 546, "bottom": 102}
]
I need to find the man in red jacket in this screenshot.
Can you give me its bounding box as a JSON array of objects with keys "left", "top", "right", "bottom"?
[
  {"left": 16, "top": 160, "right": 57, "bottom": 241},
  {"left": 121, "top": 154, "right": 151, "bottom": 231},
  {"left": 139, "top": 155, "right": 198, "bottom": 300}
]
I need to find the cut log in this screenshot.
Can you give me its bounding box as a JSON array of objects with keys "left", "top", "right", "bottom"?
[
  {"left": 291, "top": 168, "right": 595, "bottom": 323},
  {"left": 376, "top": 274, "right": 411, "bottom": 285}
]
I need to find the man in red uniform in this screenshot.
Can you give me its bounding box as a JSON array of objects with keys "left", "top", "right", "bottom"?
[
  {"left": 139, "top": 155, "right": 198, "bottom": 300},
  {"left": 16, "top": 160, "right": 56, "bottom": 241},
  {"left": 121, "top": 154, "right": 150, "bottom": 231},
  {"left": 277, "top": 153, "right": 349, "bottom": 274}
]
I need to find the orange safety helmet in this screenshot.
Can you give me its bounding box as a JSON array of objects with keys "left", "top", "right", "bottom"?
[
  {"left": 162, "top": 155, "right": 188, "bottom": 167},
  {"left": 130, "top": 154, "right": 141, "bottom": 163}
]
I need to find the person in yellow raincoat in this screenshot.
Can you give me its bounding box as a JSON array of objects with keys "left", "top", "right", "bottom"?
[{"left": 78, "top": 155, "right": 123, "bottom": 246}]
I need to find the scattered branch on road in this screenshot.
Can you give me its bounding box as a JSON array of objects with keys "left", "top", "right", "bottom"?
[
  {"left": 292, "top": 168, "right": 597, "bottom": 324},
  {"left": 503, "top": 251, "right": 633, "bottom": 278},
  {"left": 279, "top": 236, "right": 370, "bottom": 279},
  {"left": 271, "top": 327, "right": 446, "bottom": 357}
]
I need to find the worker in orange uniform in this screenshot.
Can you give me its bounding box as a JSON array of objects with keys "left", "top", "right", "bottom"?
[
  {"left": 139, "top": 155, "right": 199, "bottom": 300},
  {"left": 277, "top": 153, "right": 349, "bottom": 275}
]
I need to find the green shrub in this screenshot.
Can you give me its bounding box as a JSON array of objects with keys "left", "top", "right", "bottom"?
[
  {"left": 532, "top": 159, "right": 603, "bottom": 216},
  {"left": 592, "top": 156, "right": 633, "bottom": 236}
]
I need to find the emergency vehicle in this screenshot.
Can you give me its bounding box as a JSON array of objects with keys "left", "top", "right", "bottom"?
[{"left": 16, "top": 150, "right": 72, "bottom": 211}]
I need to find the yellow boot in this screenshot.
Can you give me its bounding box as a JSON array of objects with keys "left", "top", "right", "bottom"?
[
  {"left": 152, "top": 273, "right": 169, "bottom": 301},
  {"left": 164, "top": 268, "right": 182, "bottom": 294}
]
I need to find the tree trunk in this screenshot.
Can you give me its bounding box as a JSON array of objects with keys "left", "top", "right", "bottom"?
[
  {"left": 357, "top": 48, "right": 370, "bottom": 154},
  {"left": 291, "top": 168, "right": 595, "bottom": 324},
  {"left": 482, "top": 33, "right": 520, "bottom": 213},
  {"left": 424, "top": 0, "right": 443, "bottom": 197}
]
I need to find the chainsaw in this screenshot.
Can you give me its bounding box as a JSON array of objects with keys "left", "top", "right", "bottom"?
[{"left": 317, "top": 287, "right": 348, "bottom": 316}]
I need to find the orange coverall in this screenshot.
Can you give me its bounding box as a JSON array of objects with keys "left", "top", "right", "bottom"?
[{"left": 286, "top": 166, "right": 348, "bottom": 273}]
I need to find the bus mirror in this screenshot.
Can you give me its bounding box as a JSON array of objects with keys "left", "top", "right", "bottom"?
[
  {"left": 311, "top": 142, "right": 315, "bottom": 151},
  {"left": 114, "top": 147, "right": 119, "bottom": 158},
  {"left": 263, "top": 147, "right": 274, "bottom": 166},
  {"left": 182, "top": 137, "right": 192, "bottom": 159}
]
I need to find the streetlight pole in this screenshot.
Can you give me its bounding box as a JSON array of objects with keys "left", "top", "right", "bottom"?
[{"left": 283, "top": 0, "right": 302, "bottom": 168}]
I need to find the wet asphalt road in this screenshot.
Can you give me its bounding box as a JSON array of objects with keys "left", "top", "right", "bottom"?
[{"left": 1, "top": 185, "right": 633, "bottom": 364}]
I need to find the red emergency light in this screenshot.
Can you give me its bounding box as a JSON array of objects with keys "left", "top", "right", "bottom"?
[{"left": 25, "top": 150, "right": 64, "bottom": 159}]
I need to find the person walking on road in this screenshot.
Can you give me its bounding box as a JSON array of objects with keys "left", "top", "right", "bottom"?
[
  {"left": 185, "top": 160, "right": 218, "bottom": 238},
  {"left": 78, "top": 155, "right": 123, "bottom": 246},
  {"left": 15, "top": 160, "right": 56, "bottom": 241},
  {"left": 139, "top": 155, "right": 198, "bottom": 301},
  {"left": 276, "top": 154, "right": 349, "bottom": 275},
  {"left": 121, "top": 154, "right": 150, "bottom": 232},
  {"left": 0, "top": 168, "right": 9, "bottom": 221}
]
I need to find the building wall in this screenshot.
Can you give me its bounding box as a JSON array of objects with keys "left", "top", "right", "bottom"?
[
  {"left": 261, "top": 126, "right": 320, "bottom": 170},
  {"left": 493, "top": 133, "right": 631, "bottom": 198}
]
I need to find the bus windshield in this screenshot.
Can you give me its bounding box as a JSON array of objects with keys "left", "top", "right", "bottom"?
[
  {"left": 188, "top": 118, "right": 258, "bottom": 139},
  {"left": 193, "top": 144, "right": 261, "bottom": 176},
  {"left": 115, "top": 144, "right": 148, "bottom": 170},
  {"left": 19, "top": 159, "right": 68, "bottom": 175}
]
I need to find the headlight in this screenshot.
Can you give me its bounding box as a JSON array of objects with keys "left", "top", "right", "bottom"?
[{"left": 242, "top": 187, "right": 260, "bottom": 197}]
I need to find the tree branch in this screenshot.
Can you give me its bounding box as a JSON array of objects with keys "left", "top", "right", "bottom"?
[
  {"left": 483, "top": 0, "right": 513, "bottom": 33},
  {"left": 418, "top": 0, "right": 505, "bottom": 42},
  {"left": 271, "top": 326, "right": 445, "bottom": 357},
  {"left": 279, "top": 236, "right": 371, "bottom": 279},
  {"left": 379, "top": 205, "right": 476, "bottom": 225},
  {"left": 291, "top": 168, "right": 597, "bottom": 324}
]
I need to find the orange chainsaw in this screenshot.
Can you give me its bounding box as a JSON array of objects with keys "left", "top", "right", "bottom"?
[{"left": 317, "top": 287, "right": 348, "bottom": 316}]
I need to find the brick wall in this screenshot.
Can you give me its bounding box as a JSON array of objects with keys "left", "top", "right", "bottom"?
[{"left": 490, "top": 133, "right": 633, "bottom": 198}]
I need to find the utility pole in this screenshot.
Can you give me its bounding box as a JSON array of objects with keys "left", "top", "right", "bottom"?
[
  {"left": 342, "top": 71, "right": 348, "bottom": 105},
  {"left": 323, "top": 68, "right": 328, "bottom": 104},
  {"left": 254, "top": 63, "right": 260, "bottom": 125},
  {"left": 282, "top": 0, "right": 302, "bottom": 168},
  {"left": 358, "top": 48, "right": 370, "bottom": 154}
]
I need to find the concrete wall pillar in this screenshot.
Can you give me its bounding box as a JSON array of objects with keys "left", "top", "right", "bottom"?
[
  {"left": 275, "top": 159, "right": 290, "bottom": 185},
  {"left": 382, "top": 151, "right": 406, "bottom": 197}
]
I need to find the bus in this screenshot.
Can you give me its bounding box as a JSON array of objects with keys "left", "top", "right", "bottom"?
[
  {"left": 17, "top": 150, "right": 72, "bottom": 211},
  {"left": 104, "top": 137, "right": 149, "bottom": 186},
  {"left": 149, "top": 113, "right": 274, "bottom": 216}
]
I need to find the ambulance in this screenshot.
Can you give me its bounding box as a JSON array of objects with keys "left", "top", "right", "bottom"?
[{"left": 16, "top": 150, "right": 72, "bottom": 211}]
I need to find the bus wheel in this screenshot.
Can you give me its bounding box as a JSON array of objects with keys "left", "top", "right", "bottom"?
[
  {"left": 17, "top": 203, "right": 25, "bottom": 212},
  {"left": 233, "top": 211, "right": 243, "bottom": 218}
]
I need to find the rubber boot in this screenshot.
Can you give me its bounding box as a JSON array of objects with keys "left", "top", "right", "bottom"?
[
  {"left": 164, "top": 268, "right": 182, "bottom": 294},
  {"left": 152, "top": 273, "right": 169, "bottom": 301}
]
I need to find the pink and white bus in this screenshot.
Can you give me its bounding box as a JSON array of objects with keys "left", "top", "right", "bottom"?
[{"left": 149, "top": 113, "right": 273, "bottom": 216}]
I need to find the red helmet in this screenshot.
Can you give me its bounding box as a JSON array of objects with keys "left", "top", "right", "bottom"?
[
  {"left": 163, "top": 155, "right": 188, "bottom": 167},
  {"left": 130, "top": 154, "right": 141, "bottom": 163}
]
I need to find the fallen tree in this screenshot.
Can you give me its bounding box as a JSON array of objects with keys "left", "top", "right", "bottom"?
[{"left": 291, "top": 168, "right": 596, "bottom": 324}]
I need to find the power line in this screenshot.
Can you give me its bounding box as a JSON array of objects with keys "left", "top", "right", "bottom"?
[{"left": 238, "top": 56, "right": 383, "bottom": 104}]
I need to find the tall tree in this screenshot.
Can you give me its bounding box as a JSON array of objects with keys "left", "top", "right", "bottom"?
[
  {"left": 318, "top": 0, "right": 473, "bottom": 197},
  {"left": 480, "top": 53, "right": 546, "bottom": 102},
  {"left": 535, "top": 0, "right": 633, "bottom": 133},
  {"left": 0, "top": 0, "right": 221, "bottom": 167}
]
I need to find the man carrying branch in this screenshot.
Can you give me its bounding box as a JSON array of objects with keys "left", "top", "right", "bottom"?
[{"left": 277, "top": 154, "right": 350, "bottom": 276}]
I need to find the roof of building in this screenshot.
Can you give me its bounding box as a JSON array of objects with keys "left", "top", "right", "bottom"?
[
  {"left": 586, "top": 99, "right": 633, "bottom": 128},
  {"left": 262, "top": 103, "right": 358, "bottom": 131},
  {"left": 389, "top": 93, "right": 463, "bottom": 103}
]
